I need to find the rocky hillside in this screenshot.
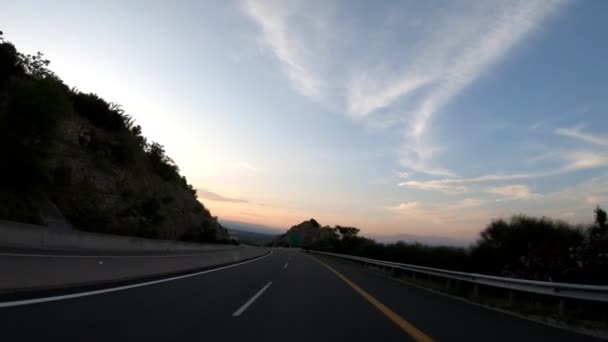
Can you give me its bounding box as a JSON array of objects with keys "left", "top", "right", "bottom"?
[
  {"left": 0, "top": 32, "right": 227, "bottom": 242},
  {"left": 272, "top": 219, "right": 338, "bottom": 247}
]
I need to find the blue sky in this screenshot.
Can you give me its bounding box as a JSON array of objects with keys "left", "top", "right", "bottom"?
[{"left": 2, "top": 0, "right": 608, "bottom": 242}]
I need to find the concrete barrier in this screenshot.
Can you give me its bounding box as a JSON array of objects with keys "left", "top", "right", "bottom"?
[
  {"left": 0, "top": 220, "right": 271, "bottom": 293},
  {"left": 0, "top": 220, "right": 232, "bottom": 253},
  {"left": 0, "top": 246, "right": 269, "bottom": 293}
]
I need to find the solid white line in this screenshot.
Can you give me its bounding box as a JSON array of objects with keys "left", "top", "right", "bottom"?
[
  {"left": 283, "top": 262, "right": 289, "bottom": 269},
  {"left": 232, "top": 282, "right": 272, "bottom": 317},
  {"left": 0, "top": 251, "right": 236, "bottom": 259},
  {"left": 0, "top": 251, "right": 273, "bottom": 309}
]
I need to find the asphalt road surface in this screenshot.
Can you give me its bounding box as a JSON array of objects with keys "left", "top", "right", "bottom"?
[{"left": 0, "top": 249, "right": 600, "bottom": 341}]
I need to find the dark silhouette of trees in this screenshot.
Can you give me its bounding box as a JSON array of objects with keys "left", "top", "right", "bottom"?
[
  {"left": 0, "top": 51, "right": 71, "bottom": 189},
  {"left": 471, "top": 216, "right": 585, "bottom": 281},
  {"left": 593, "top": 206, "right": 607, "bottom": 235},
  {"left": 309, "top": 208, "right": 608, "bottom": 284},
  {"left": 146, "top": 142, "right": 179, "bottom": 180},
  {"left": 336, "top": 225, "right": 360, "bottom": 239}
]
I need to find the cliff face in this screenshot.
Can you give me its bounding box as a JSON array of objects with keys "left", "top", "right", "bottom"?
[
  {"left": 46, "top": 116, "right": 226, "bottom": 240},
  {"left": 272, "top": 219, "right": 336, "bottom": 247},
  {"left": 0, "top": 35, "right": 227, "bottom": 242}
]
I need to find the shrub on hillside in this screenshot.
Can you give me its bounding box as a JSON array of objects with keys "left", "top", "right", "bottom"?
[
  {"left": 470, "top": 215, "right": 585, "bottom": 281},
  {"left": 146, "top": 142, "right": 180, "bottom": 181}
]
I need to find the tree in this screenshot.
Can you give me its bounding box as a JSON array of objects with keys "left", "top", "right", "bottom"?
[
  {"left": 0, "top": 35, "right": 22, "bottom": 83},
  {"left": 336, "top": 226, "right": 360, "bottom": 240},
  {"left": 17, "top": 51, "right": 55, "bottom": 80},
  {"left": 588, "top": 206, "right": 608, "bottom": 240},
  {"left": 470, "top": 215, "right": 584, "bottom": 281},
  {"left": 595, "top": 206, "right": 607, "bottom": 230}
]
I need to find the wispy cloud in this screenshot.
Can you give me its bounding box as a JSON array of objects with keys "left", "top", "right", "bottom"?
[
  {"left": 241, "top": 0, "right": 570, "bottom": 185},
  {"left": 452, "top": 198, "right": 485, "bottom": 208},
  {"left": 399, "top": 150, "right": 608, "bottom": 194},
  {"left": 396, "top": 171, "right": 410, "bottom": 179},
  {"left": 399, "top": 143, "right": 455, "bottom": 177},
  {"left": 399, "top": 179, "right": 469, "bottom": 194},
  {"left": 346, "top": 1, "right": 566, "bottom": 176},
  {"left": 556, "top": 126, "right": 608, "bottom": 146},
  {"left": 529, "top": 121, "right": 546, "bottom": 130},
  {"left": 383, "top": 199, "right": 496, "bottom": 239},
  {"left": 562, "top": 151, "right": 608, "bottom": 171},
  {"left": 348, "top": 74, "right": 433, "bottom": 117},
  {"left": 408, "top": 1, "right": 563, "bottom": 140},
  {"left": 386, "top": 201, "right": 420, "bottom": 211},
  {"left": 398, "top": 171, "right": 547, "bottom": 194},
  {"left": 486, "top": 184, "right": 540, "bottom": 200},
  {"left": 242, "top": 0, "right": 325, "bottom": 99},
  {"left": 198, "top": 189, "right": 248, "bottom": 203}
]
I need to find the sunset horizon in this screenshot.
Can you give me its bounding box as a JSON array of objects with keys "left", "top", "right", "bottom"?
[{"left": 3, "top": 0, "right": 607, "bottom": 243}]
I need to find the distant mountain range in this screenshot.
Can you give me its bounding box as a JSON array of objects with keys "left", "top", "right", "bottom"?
[
  {"left": 368, "top": 234, "right": 470, "bottom": 247},
  {"left": 219, "top": 219, "right": 283, "bottom": 235},
  {"left": 220, "top": 218, "right": 470, "bottom": 247},
  {"left": 220, "top": 219, "right": 284, "bottom": 245}
]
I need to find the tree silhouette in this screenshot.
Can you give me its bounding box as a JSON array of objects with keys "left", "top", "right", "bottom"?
[
  {"left": 336, "top": 226, "right": 360, "bottom": 240},
  {"left": 595, "top": 206, "right": 606, "bottom": 230}
]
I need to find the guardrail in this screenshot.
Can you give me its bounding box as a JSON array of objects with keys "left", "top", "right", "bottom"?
[{"left": 310, "top": 250, "right": 608, "bottom": 303}]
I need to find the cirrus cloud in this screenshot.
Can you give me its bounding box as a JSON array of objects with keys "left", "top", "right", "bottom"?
[{"left": 197, "top": 189, "right": 248, "bottom": 203}]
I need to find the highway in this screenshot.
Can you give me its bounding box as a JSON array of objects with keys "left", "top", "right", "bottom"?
[{"left": 0, "top": 248, "right": 600, "bottom": 341}]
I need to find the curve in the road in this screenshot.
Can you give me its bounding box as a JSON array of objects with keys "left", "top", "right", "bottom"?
[{"left": 0, "top": 250, "right": 273, "bottom": 308}]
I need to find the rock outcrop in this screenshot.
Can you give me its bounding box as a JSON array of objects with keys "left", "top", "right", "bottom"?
[
  {"left": 0, "top": 34, "right": 227, "bottom": 242},
  {"left": 272, "top": 219, "right": 336, "bottom": 247}
]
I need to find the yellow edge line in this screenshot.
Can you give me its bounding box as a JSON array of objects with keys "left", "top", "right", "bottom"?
[{"left": 313, "top": 256, "right": 434, "bottom": 342}]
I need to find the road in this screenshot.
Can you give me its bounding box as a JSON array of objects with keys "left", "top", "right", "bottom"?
[{"left": 0, "top": 248, "right": 600, "bottom": 341}]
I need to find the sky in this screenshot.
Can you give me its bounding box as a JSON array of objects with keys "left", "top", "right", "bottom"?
[{"left": 2, "top": 0, "right": 608, "bottom": 242}]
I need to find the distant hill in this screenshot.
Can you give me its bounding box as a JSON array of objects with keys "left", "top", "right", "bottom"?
[
  {"left": 370, "top": 233, "right": 469, "bottom": 247},
  {"left": 272, "top": 219, "right": 337, "bottom": 247},
  {"left": 225, "top": 228, "right": 275, "bottom": 246},
  {"left": 0, "top": 32, "right": 227, "bottom": 242},
  {"left": 271, "top": 219, "right": 469, "bottom": 248},
  {"left": 221, "top": 219, "right": 281, "bottom": 245},
  {"left": 219, "top": 219, "right": 282, "bottom": 235}
]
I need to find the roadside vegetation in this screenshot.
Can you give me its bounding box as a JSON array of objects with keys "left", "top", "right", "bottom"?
[{"left": 303, "top": 207, "right": 608, "bottom": 285}]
